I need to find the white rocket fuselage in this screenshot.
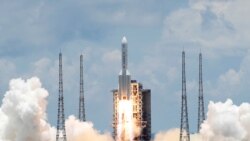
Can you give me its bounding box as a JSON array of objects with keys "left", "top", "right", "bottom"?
[{"left": 118, "top": 37, "right": 131, "bottom": 100}]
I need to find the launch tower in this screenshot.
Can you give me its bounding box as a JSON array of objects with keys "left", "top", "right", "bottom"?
[
  {"left": 179, "top": 51, "right": 190, "bottom": 141},
  {"left": 197, "top": 52, "right": 205, "bottom": 132},
  {"left": 79, "top": 54, "right": 86, "bottom": 121},
  {"left": 56, "top": 52, "right": 67, "bottom": 141}
]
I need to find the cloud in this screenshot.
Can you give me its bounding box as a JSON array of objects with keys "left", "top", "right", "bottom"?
[
  {"left": 102, "top": 49, "right": 120, "bottom": 64},
  {"left": 161, "top": 0, "right": 250, "bottom": 59},
  {"left": 153, "top": 99, "right": 250, "bottom": 141},
  {"left": 33, "top": 58, "right": 52, "bottom": 75},
  {"left": 0, "top": 77, "right": 114, "bottom": 141},
  {"left": 209, "top": 49, "right": 250, "bottom": 97},
  {"left": 0, "top": 77, "right": 55, "bottom": 141},
  {"left": 218, "top": 69, "right": 240, "bottom": 86},
  {"left": 153, "top": 128, "right": 202, "bottom": 141},
  {"left": 200, "top": 99, "right": 250, "bottom": 141},
  {"left": 153, "top": 129, "right": 179, "bottom": 141},
  {"left": 66, "top": 116, "right": 114, "bottom": 141},
  {"left": 0, "top": 0, "right": 163, "bottom": 54},
  {"left": 157, "top": 0, "right": 250, "bottom": 112}
]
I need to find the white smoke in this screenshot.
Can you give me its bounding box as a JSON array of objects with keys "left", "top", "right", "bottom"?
[
  {"left": 0, "top": 77, "right": 55, "bottom": 141},
  {"left": 200, "top": 99, "right": 250, "bottom": 141},
  {"left": 153, "top": 129, "right": 202, "bottom": 141},
  {"left": 153, "top": 129, "right": 179, "bottom": 141},
  {"left": 0, "top": 77, "right": 114, "bottom": 141},
  {"left": 66, "top": 116, "right": 114, "bottom": 141},
  {"left": 153, "top": 99, "right": 250, "bottom": 141}
]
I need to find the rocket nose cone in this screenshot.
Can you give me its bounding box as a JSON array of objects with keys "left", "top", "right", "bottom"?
[{"left": 122, "top": 36, "right": 127, "bottom": 44}]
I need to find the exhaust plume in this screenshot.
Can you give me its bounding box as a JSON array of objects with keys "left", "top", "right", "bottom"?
[
  {"left": 153, "top": 99, "right": 250, "bottom": 141},
  {"left": 0, "top": 77, "right": 114, "bottom": 141},
  {"left": 0, "top": 77, "right": 55, "bottom": 141},
  {"left": 200, "top": 99, "right": 250, "bottom": 141},
  {"left": 66, "top": 116, "right": 114, "bottom": 141},
  {"left": 153, "top": 129, "right": 201, "bottom": 141}
]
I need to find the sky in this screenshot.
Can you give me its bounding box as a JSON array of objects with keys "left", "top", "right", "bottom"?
[{"left": 0, "top": 0, "right": 250, "bottom": 134}]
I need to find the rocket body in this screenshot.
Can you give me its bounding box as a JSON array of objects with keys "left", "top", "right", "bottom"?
[{"left": 118, "top": 37, "right": 131, "bottom": 100}]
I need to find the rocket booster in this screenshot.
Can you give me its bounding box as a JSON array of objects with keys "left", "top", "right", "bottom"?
[{"left": 118, "top": 36, "right": 131, "bottom": 100}]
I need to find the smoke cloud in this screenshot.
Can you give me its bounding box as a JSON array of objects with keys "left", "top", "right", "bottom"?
[
  {"left": 153, "top": 129, "right": 202, "bottom": 141},
  {"left": 153, "top": 129, "right": 179, "bottom": 141},
  {"left": 200, "top": 99, "right": 250, "bottom": 141},
  {"left": 66, "top": 116, "right": 113, "bottom": 141},
  {"left": 0, "top": 77, "right": 114, "bottom": 141},
  {"left": 0, "top": 77, "right": 55, "bottom": 141},
  {"left": 153, "top": 99, "right": 250, "bottom": 141}
]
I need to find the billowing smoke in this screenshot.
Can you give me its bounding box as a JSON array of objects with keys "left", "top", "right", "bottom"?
[
  {"left": 153, "top": 99, "right": 250, "bottom": 141},
  {"left": 0, "top": 77, "right": 114, "bottom": 141},
  {"left": 66, "top": 116, "right": 113, "bottom": 141},
  {"left": 153, "top": 129, "right": 202, "bottom": 141},
  {"left": 200, "top": 99, "right": 250, "bottom": 141},
  {"left": 153, "top": 129, "right": 179, "bottom": 141},
  {"left": 0, "top": 77, "right": 55, "bottom": 141}
]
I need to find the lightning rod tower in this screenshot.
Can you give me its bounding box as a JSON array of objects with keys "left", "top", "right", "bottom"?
[
  {"left": 197, "top": 52, "right": 205, "bottom": 132},
  {"left": 180, "top": 51, "right": 190, "bottom": 141},
  {"left": 79, "top": 54, "right": 86, "bottom": 121},
  {"left": 56, "top": 52, "right": 67, "bottom": 141}
]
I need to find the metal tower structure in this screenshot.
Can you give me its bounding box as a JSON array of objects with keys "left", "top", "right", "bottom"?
[
  {"left": 56, "top": 52, "right": 67, "bottom": 141},
  {"left": 180, "top": 51, "right": 190, "bottom": 141},
  {"left": 197, "top": 52, "right": 205, "bottom": 132},
  {"left": 79, "top": 54, "right": 86, "bottom": 121}
]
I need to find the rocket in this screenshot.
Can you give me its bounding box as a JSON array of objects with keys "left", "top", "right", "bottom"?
[{"left": 118, "top": 36, "right": 131, "bottom": 100}]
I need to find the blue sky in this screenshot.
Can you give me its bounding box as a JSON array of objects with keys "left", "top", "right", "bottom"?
[{"left": 0, "top": 0, "right": 250, "bottom": 134}]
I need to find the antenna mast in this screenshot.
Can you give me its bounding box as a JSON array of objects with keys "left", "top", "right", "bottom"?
[
  {"left": 197, "top": 52, "right": 205, "bottom": 132},
  {"left": 56, "top": 52, "right": 67, "bottom": 141},
  {"left": 180, "top": 51, "right": 190, "bottom": 141},
  {"left": 79, "top": 54, "right": 86, "bottom": 121}
]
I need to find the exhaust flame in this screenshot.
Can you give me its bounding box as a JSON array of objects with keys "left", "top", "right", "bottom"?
[{"left": 117, "top": 100, "right": 134, "bottom": 141}]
